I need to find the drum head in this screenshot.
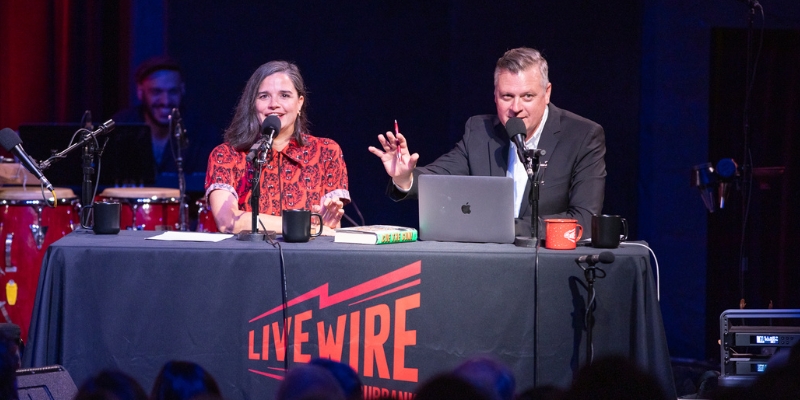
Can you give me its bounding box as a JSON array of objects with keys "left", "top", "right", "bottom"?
[
  {"left": 99, "top": 187, "right": 180, "bottom": 200},
  {"left": 0, "top": 186, "right": 77, "bottom": 202}
]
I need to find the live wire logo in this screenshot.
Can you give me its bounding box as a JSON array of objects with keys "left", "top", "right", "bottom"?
[{"left": 246, "top": 261, "right": 422, "bottom": 394}]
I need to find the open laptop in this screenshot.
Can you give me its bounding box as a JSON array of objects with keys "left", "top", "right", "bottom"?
[
  {"left": 18, "top": 123, "right": 156, "bottom": 187},
  {"left": 418, "top": 174, "right": 515, "bottom": 243}
]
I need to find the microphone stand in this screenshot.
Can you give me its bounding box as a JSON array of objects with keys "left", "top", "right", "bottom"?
[
  {"left": 737, "top": 0, "right": 760, "bottom": 308},
  {"left": 80, "top": 131, "right": 96, "bottom": 228},
  {"left": 515, "top": 148, "right": 544, "bottom": 247},
  {"left": 237, "top": 134, "right": 275, "bottom": 241},
  {"left": 170, "top": 109, "right": 188, "bottom": 231},
  {"left": 40, "top": 120, "right": 115, "bottom": 230}
]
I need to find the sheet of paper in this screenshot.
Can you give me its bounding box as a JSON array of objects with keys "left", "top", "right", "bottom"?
[{"left": 146, "top": 231, "right": 233, "bottom": 242}]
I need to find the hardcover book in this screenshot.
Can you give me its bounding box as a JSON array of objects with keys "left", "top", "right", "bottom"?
[{"left": 334, "top": 225, "right": 418, "bottom": 245}]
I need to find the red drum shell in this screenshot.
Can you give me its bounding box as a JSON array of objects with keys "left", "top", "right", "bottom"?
[
  {"left": 97, "top": 187, "right": 183, "bottom": 231},
  {"left": 0, "top": 187, "right": 79, "bottom": 340},
  {"left": 195, "top": 197, "right": 218, "bottom": 233}
]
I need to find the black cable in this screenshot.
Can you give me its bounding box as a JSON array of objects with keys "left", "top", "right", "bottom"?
[
  {"left": 585, "top": 286, "right": 597, "bottom": 363},
  {"left": 533, "top": 216, "right": 541, "bottom": 386},
  {"left": 737, "top": 2, "right": 764, "bottom": 303},
  {"left": 94, "top": 137, "right": 109, "bottom": 200},
  {"left": 278, "top": 242, "right": 288, "bottom": 372},
  {"left": 576, "top": 262, "right": 607, "bottom": 366},
  {"left": 40, "top": 183, "right": 55, "bottom": 208},
  {"left": 531, "top": 163, "right": 544, "bottom": 385},
  {"left": 261, "top": 219, "right": 289, "bottom": 372},
  {"left": 738, "top": 148, "right": 754, "bottom": 303},
  {"left": 744, "top": 4, "right": 765, "bottom": 109}
]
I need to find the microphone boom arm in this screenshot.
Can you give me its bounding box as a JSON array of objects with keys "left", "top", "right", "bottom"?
[{"left": 39, "top": 120, "right": 115, "bottom": 171}]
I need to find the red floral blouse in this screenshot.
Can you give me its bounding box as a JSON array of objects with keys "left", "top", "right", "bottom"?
[{"left": 205, "top": 134, "right": 350, "bottom": 215}]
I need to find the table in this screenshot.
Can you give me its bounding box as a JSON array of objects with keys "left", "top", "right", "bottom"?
[{"left": 23, "top": 230, "right": 675, "bottom": 399}]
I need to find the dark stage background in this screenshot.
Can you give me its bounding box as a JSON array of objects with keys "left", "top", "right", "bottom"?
[
  {"left": 1, "top": 0, "right": 799, "bottom": 370},
  {"left": 707, "top": 27, "right": 800, "bottom": 358}
]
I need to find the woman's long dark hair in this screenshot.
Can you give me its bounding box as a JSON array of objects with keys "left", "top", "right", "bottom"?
[{"left": 224, "top": 60, "right": 309, "bottom": 151}]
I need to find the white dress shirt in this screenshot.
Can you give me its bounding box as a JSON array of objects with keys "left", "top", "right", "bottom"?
[{"left": 507, "top": 107, "right": 549, "bottom": 217}]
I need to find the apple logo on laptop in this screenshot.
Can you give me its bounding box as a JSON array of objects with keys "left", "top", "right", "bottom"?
[{"left": 461, "top": 202, "right": 471, "bottom": 214}]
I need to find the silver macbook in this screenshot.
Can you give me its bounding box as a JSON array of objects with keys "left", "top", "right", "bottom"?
[{"left": 418, "top": 175, "right": 515, "bottom": 243}]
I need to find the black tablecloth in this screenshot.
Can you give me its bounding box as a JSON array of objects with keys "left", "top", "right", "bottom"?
[{"left": 23, "top": 230, "right": 675, "bottom": 399}]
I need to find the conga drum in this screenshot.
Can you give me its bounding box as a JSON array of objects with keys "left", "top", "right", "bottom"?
[
  {"left": 97, "top": 187, "right": 185, "bottom": 231},
  {"left": 0, "top": 187, "right": 79, "bottom": 340},
  {"left": 195, "top": 197, "right": 218, "bottom": 233}
]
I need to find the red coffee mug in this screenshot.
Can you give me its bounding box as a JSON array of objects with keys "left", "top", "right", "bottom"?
[{"left": 544, "top": 219, "right": 583, "bottom": 250}]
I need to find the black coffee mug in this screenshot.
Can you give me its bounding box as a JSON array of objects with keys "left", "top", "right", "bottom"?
[
  {"left": 591, "top": 214, "right": 628, "bottom": 248},
  {"left": 93, "top": 202, "right": 121, "bottom": 235},
  {"left": 282, "top": 209, "right": 323, "bottom": 243}
]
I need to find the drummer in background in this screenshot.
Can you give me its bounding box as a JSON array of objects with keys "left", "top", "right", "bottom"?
[
  {"left": 112, "top": 55, "right": 208, "bottom": 175},
  {"left": 205, "top": 61, "right": 350, "bottom": 234}
]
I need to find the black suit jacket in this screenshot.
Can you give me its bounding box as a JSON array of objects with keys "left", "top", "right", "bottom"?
[{"left": 389, "top": 103, "right": 606, "bottom": 237}]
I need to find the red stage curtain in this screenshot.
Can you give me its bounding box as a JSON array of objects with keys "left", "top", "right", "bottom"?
[{"left": 0, "top": 0, "right": 131, "bottom": 130}]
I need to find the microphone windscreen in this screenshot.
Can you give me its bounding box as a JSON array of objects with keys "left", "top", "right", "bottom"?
[
  {"left": 716, "top": 158, "right": 738, "bottom": 178},
  {"left": 262, "top": 115, "right": 281, "bottom": 134},
  {"left": 505, "top": 117, "right": 526, "bottom": 139},
  {"left": 0, "top": 128, "right": 22, "bottom": 151},
  {"left": 598, "top": 251, "right": 615, "bottom": 264}
]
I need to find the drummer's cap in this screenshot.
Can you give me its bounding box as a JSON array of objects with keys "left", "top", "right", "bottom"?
[{"left": 135, "top": 56, "right": 183, "bottom": 84}]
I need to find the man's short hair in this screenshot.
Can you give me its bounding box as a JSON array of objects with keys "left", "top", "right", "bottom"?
[
  {"left": 135, "top": 55, "right": 183, "bottom": 84},
  {"left": 494, "top": 47, "right": 549, "bottom": 88}
]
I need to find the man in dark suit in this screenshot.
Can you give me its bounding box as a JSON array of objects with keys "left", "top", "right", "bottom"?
[{"left": 369, "top": 47, "right": 606, "bottom": 237}]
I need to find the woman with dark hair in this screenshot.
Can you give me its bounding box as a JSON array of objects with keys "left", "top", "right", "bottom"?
[
  {"left": 150, "top": 360, "right": 221, "bottom": 400},
  {"left": 205, "top": 61, "right": 350, "bottom": 234}
]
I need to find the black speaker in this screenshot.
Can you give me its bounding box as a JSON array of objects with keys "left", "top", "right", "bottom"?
[{"left": 16, "top": 365, "right": 77, "bottom": 400}]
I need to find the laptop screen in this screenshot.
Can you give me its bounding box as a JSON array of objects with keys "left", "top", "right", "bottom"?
[{"left": 418, "top": 175, "right": 515, "bottom": 243}]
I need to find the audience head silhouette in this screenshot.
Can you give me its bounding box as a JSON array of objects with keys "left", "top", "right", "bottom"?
[
  {"left": 150, "top": 360, "right": 221, "bottom": 400},
  {"left": 74, "top": 370, "right": 148, "bottom": 400},
  {"left": 452, "top": 357, "right": 516, "bottom": 400},
  {"left": 276, "top": 364, "right": 345, "bottom": 400},
  {"left": 309, "top": 358, "right": 363, "bottom": 400},
  {"left": 414, "top": 373, "right": 492, "bottom": 400},
  {"left": 515, "top": 384, "right": 566, "bottom": 400},
  {"left": 562, "top": 356, "right": 668, "bottom": 400}
]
